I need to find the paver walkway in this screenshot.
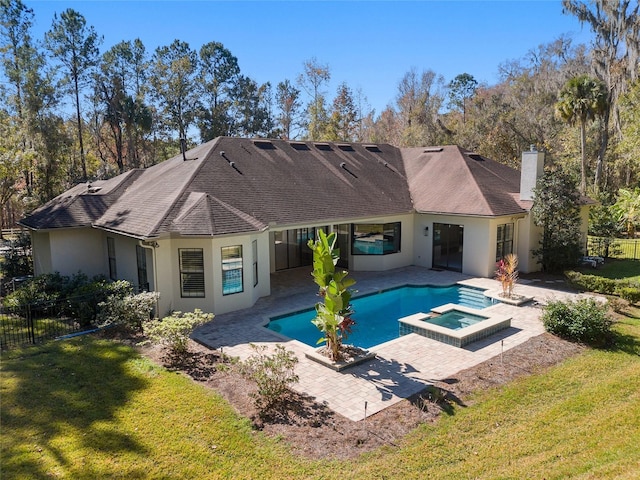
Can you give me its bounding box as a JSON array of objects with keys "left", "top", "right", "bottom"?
[{"left": 193, "top": 266, "right": 586, "bottom": 421}]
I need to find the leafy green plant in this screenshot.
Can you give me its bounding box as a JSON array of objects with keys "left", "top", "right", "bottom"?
[
  {"left": 531, "top": 169, "right": 583, "bottom": 273},
  {"left": 542, "top": 297, "right": 613, "bottom": 346},
  {"left": 98, "top": 288, "right": 159, "bottom": 331},
  {"left": 237, "top": 343, "right": 299, "bottom": 414},
  {"left": 307, "top": 229, "right": 356, "bottom": 361},
  {"left": 495, "top": 253, "right": 518, "bottom": 298},
  {"left": 617, "top": 286, "right": 640, "bottom": 305},
  {"left": 2, "top": 272, "right": 66, "bottom": 307},
  {"left": 141, "top": 309, "right": 213, "bottom": 358},
  {"left": 2, "top": 272, "right": 129, "bottom": 313},
  {"left": 612, "top": 187, "right": 640, "bottom": 237},
  {"left": 565, "top": 270, "right": 639, "bottom": 304},
  {"left": 0, "top": 231, "right": 33, "bottom": 280}
]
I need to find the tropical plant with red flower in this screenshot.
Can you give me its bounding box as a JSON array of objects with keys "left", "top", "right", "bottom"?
[{"left": 495, "top": 253, "right": 519, "bottom": 298}]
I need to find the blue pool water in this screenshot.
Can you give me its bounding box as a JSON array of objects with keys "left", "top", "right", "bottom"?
[
  {"left": 424, "top": 310, "right": 488, "bottom": 330},
  {"left": 267, "top": 285, "right": 492, "bottom": 349}
]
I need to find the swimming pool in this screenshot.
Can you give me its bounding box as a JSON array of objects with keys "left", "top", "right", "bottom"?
[{"left": 266, "top": 284, "right": 493, "bottom": 349}]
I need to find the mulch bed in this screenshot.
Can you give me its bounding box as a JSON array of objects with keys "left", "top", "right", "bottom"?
[{"left": 102, "top": 328, "right": 585, "bottom": 460}]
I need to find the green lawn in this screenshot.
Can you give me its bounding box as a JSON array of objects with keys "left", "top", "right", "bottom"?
[
  {"left": 2, "top": 314, "right": 639, "bottom": 478},
  {"left": 593, "top": 258, "right": 640, "bottom": 282}
]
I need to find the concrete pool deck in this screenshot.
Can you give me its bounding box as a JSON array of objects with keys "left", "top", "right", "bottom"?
[{"left": 192, "top": 266, "right": 588, "bottom": 421}]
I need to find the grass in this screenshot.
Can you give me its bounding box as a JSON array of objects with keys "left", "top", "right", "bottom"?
[
  {"left": 2, "top": 311, "right": 640, "bottom": 478},
  {"left": 584, "top": 258, "right": 640, "bottom": 282}
]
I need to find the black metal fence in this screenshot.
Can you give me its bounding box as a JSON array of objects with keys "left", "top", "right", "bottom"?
[
  {"left": 1, "top": 294, "right": 101, "bottom": 350},
  {"left": 587, "top": 236, "right": 640, "bottom": 260}
]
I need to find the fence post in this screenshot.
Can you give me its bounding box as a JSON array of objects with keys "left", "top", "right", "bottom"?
[{"left": 26, "top": 304, "right": 36, "bottom": 345}]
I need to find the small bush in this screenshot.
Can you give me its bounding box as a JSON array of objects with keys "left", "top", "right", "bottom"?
[
  {"left": 98, "top": 288, "right": 159, "bottom": 331},
  {"left": 2, "top": 272, "right": 129, "bottom": 313},
  {"left": 566, "top": 271, "right": 617, "bottom": 294},
  {"left": 237, "top": 344, "right": 299, "bottom": 414},
  {"left": 0, "top": 231, "right": 33, "bottom": 280},
  {"left": 542, "top": 297, "right": 613, "bottom": 346},
  {"left": 565, "top": 271, "right": 638, "bottom": 302},
  {"left": 141, "top": 309, "right": 213, "bottom": 357},
  {"left": 2, "top": 272, "right": 67, "bottom": 307},
  {"left": 616, "top": 286, "right": 640, "bottom": 305}
]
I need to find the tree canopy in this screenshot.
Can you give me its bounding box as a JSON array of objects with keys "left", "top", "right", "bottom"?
[{"left": 1, "top": 0, "right": 639, "bottom": 232}]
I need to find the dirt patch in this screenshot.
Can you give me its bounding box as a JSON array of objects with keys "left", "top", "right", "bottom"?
[{"left": 102, "top": 328, "right": 584, "bottom": 460}]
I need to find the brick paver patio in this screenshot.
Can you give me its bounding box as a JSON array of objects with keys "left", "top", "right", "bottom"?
[{"left": 193, "top": 266, "right": 585, "bottom": 421}]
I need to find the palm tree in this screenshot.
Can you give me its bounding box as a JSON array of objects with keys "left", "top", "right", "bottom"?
[{"left": 555, "top": 75, "right": 608, "bottom": 194}]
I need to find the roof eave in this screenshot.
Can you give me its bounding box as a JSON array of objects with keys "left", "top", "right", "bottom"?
[{"left": 415, "top": 209, "right": 528, "bottom": 218}]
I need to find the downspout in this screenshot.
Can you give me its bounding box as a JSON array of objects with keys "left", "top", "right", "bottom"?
[
  {"left": 513, "top": 215, "right": 525, "bottom": 270},
  {"left": 139, "top": 240, "right": 159, "bottom": 316}
]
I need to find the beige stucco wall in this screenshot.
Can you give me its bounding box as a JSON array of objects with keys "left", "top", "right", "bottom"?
[
  {"left": 579, "top": 204, "right": 591, "bottom": 253},
  {"left": 31, "top": 231, "right": 52, "bottom": 276},
  {"left": 154, "top": 232, "right": 271, "bottom": 316},
  {"left": 413, "top": 214, "right": 494, "bottom": 278},
  {"left": 516, "top": 215, "right": 542, "bottom": 273},
  {"left": 31, "top": 202, "right": 593, "bottom": 316},
  {"left": 105, "top": 234, "right": 141, "bottom": 285},
  {"left": 39, "top": 228, "right": 105, "bottom": 278}
]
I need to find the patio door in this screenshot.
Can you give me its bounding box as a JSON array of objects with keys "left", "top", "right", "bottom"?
[
  {"left": 335, "top": 224, "right": 350, "bottom": 268},
  {"left": 432, "top": 223, "right": 464, "bottom": 272},
  {"left": 274, "top": 227, "right": 325, "bottom": 271}
]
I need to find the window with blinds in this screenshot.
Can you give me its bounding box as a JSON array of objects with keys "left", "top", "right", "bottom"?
[{"left": 179, "top": 248, "right": 205, "bottom": 297}]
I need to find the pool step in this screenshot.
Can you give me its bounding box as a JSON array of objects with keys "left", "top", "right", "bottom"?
[{"left": 456, "top": 286, "right": 490, "bottom": 308}]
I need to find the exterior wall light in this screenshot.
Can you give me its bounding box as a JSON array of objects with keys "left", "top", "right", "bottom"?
[{"left": 424, "top": 226, "right": 429, "bottom": 236}]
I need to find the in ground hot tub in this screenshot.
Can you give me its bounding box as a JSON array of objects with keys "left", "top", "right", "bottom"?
[{"left": 398, "top": 303, "right": 511, "bottom": 347}]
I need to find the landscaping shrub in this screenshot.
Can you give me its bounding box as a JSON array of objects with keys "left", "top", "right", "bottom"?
[
  {"left": 62, "top": 275, "right": 118, "bottom": 323},
  {"left": 542, "top": 298, "right": 613, "bottom": 346},
  {"left": 2, "top": 272, "right": 133, "bottom": 324},
  {"left": 141, "top": 309, "right": 213, "bottom": 358},
  {"left": 97, "top": 287, "right": 159, "bottom": 331},
  {"left": 0, "top": 231, "right": 33, "bottom": 281},
  {"left": 617, "top": 286, "right": 640, "bottom": 305},
  {"left": 237, "top": 343, "right": 299, "bottom": 414},
  {"left": 565, "top": 270, "right": 630, "bottom": 296},
  {"left": 2, "top": 272, "right": 67, "bottom": 307}
]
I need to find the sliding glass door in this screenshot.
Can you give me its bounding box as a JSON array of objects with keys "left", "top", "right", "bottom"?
[
  {"left": 432, "top": 223, "right": 464, "bottom": 272},
  {"left": 274, "top": 227, "right": 325, "bottom": 271}
]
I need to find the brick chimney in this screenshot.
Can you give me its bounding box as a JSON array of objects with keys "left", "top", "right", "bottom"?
[{"left": 520, "top": 145, "right": 545, "bottom": 201}]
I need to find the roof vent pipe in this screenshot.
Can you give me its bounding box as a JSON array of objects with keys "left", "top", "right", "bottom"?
[{"left": 180, "top": 137, "right": 187, "bottom": 161}]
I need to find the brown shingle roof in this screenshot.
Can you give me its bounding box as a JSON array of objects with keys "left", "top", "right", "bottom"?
[
  {"left": 21, "top": 138, "right": 534, "bottom": 238},
  {"left": 19, "top": 169, "right": 143, "bottom": 230},
  {"left": 401, "top": 145, "right": 529, "bottom": 216}
]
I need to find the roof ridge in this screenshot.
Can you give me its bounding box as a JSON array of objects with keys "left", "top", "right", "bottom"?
[
  {"left": 207, "top": 195, "right": 267, "bottom": 231},
  {"left": 453, "top": 145, "right": 493, "bottom": 212},
  {"left": 172, "top": 192, "right": 208, "bottom": 224},
  {"left": 148, "top": 138, "right": 222, "bottom": 237}
]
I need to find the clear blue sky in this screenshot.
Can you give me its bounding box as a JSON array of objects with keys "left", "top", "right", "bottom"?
[{"left": 27, "top": 0, "right": 594, "bottom": 115}]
